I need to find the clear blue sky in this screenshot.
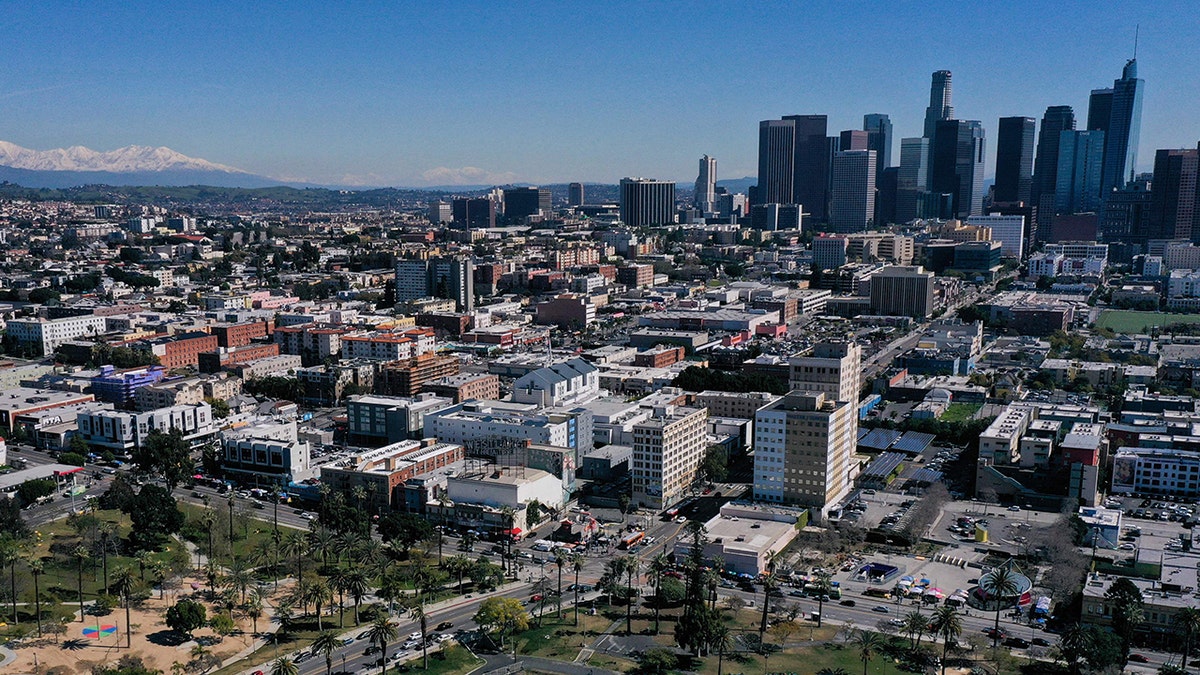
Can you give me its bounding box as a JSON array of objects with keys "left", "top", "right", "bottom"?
[{"left": 2, "top": 1, "right": 1197, "bottom": 187}]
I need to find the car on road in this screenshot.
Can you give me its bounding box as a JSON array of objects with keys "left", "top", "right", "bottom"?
[
  {"left": 1119, "top": 543, "right": 1136, "bottom": 550},
  {"left": 363, "top": 646, "right": 380, "bottom": 656},
  {"left": 788, "top": 590, "right": 805, "bottom": 597},
  {"left": 342, "top": 638, "right": 354, "bottom": 646},
  {"left": 1008, "top": 505, "right": 1021, "bottom": 512},
  {"left": 1128, "top": 654, "right": 1149, "bottom": 663},
  {"left": 408, "top": 632, "right": 422, "bottom": 641},
  {"left": 674, "top": 516, "right": 687, "bottom": 523},
  {"left": 1003, "top": 637, "right": 1030, "bottom": 648},
  {"left": 357, "top": 630, "right": 372, "bottom": 640},
  {"left": 839, "top": 599, "right": 856, "bottom": 607},
  {"left": 872, "top": 605, "right": 890, "bottom": 613},
  {"left": 436, "top": 621, "right": 453, "bottom": 630},
  {"left": 1030, "top": 638, "right": 1051, "bottom": 647}
]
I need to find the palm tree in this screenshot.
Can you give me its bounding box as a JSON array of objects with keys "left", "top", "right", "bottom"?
[
  {"left": 269, "top": 656, "right": 298, "bottom": 675},
  {"left": 981, "top": 565, "right": 1021, "bottom": 647},
  {"left": 0, "top": 537, "right": 20, "bottom": 623},
  {"left": 274, "top": 602, "right": 295, "bottom": 640},
  {"left": 930, "top": 605, "right": 963, "bottom": 675},
  {"left": 135, "top": 550, "right": 154, "bottom": 586},
  {"left": 74, "top": 545, "right": 91, "bottom": 622},
  {"left": 407, "top": 598, "right": 429, "bottom": 670},
  {"left": 246, "top": 591, "right": 264, "bottom": 636},
  {"left": 623, "top": 555, "right": 639, "bottom": 635},
  {"left": 309, "top": 528, "right": 339, "bottom": 572},
  {"left": 1058, "top": 622, "right": 1091, "bottom": 675},
  {"left": 98, "top": 523, "right": 115, "bottom": 591},
  {"left": 712, "top": 624, "right": 732, "bottom": 675},
  {"left": 648, "top": 553, "right": 668, "bottom": 634},
  {"left": 282, "top": 531, "right": 308, "bottom": 582},
  {"left": 855, "top": 630, "right": 883, "bottom": 675},
  {"left": 903, "top": 609, "right": 927, "bottom": 650},
  {"left": 366, "top": 616, "right": 398, "bottom": 675},
  {"left": 29, "top": 558, "right": 44, "bottom": 637},
  {"left": 815, "top": 669, "right": 850, "bottom": 675},
  {"left": 571, "top": 553, "right": 585, "bottom": 626},
  {"left": 499, "top": 506, "right": 517, "bottom": 577},
  {"left": 225, "top": 557, "right": 253, "bottom": 604},
  {"left": 204, "top": 559, "right": 221, "bottom": 600},
  {"left": 151, "top": 560, "right": 169, "bottom": 600},
  {"left": 812, "top": 572, "right": 833, "bottom": 628},
  {"left": 445, "top": 555, "right": 472, "bottom": 590},
  {"left": 555, "top": 551, "right": 568, "bottom": 619},
  {"left": 198, "top": 511, "right": 217, "bottom": 567},
  {"left": 307, "top": 579, "right": 332, "bottom": 632},
  {"left": 312, "top": 630, "right": 340, "bottom": 675},
  {"left": 345, "top": 569, "right": 369, "bottom": 624},
  {"left": 1175, "top": 607, "right": 1200, "bottom": 671},
  {"left": 112, "top": 566, "right": 137, "bottom": 648},
  {"left": 329, "top": 568, "right": 349, "bottom": 628}
]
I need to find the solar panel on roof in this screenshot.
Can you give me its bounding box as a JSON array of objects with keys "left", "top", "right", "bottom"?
[
  {"left": 861, "top": 452, "right": 907, "bottom": 478},
  {"left": 859, "top": 428, "right": 902, "bottom": 451},
  {"left": 893, "top": 431, "right": 936, "bottom": 454}
]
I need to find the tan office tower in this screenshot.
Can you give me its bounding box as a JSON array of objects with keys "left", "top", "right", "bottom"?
[
  {"left": 752, "top": 391, "right": 855, "bottom": 518},
  {"left": 631, "top": 405, "right": 709, "bottom": 510},
  {"left": 787, "top": 341, "right": 861, "bottom": 404}
]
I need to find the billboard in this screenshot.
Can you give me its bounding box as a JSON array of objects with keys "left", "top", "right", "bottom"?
[{"left": 1111, "top": 455, "right": 1137, "bottom": 493}]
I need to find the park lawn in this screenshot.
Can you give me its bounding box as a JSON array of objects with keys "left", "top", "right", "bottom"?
[
  {"left": 586, "top": 653, "right": 638, "bottom": 671},
  {"left": 415, "top": 644, "right": 484, "bottom": 675},
  {"left": 939, "top": 403, "right": 981, "bottom": 423},
  {"left": 1095, "top": 310, "right": 1200, "bottom": 334},
  {"left": 515, "top": 612, "right": 615, "bottom": 659},
  {"left": 178, "top": 502, "right": 295, "bottom": 565},
  {"left": 695, "top": 642, "right": 912, "bottom": 675}
]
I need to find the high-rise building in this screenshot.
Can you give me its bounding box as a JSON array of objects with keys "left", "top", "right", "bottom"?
[
  {"left": 812, "top": 235, "right": 848, "bottom": 271},
  {"left": 1087, "top": 88, "right": 1114, "bottom": 132},
  {"left": 994, "top": 116, "right": 1036, "bottom": 204},
  {"left": 931, "top": 119, "right": 986, "bottom": 218},
  {"left": 1100, "top": 59, "right": 1145, "bottom": 196},
  {"left": 756, "top": 120, "right": 796, "bottom": 205},
  {"left": 451, "top": 198, "right": 496, "bottom": 229},
  {"left": 896, "top": 137, "right": 929, "bottom": 223},
  {"left": 1054, "top": 130, "right": 1106, "bottom": 215},
  {"left": 750, "top": 203, "right": 803, "bottom": 232},
  {"left": 631, "top": 405, "right": 708, "bottom": 510},
  {"left": 395, "top": 256, "right": 475, "bottom": 311},
  {"left": 1032, "top": 106, "right": 1077, "bottom": 219},
  {"left": 863, "top": 113, "right": 893, "bottom": 178},
  {"left": 1101, "top": 176, "right": 1153, "bottom": 244},
  {"left": 752, "top": 391, "right": 855, "bottom": 518},
  {"left": 786, "top": 114, "right": 831, "bottom": 222},
  {"left": 787, "top": 341, "right": 861, "bottom": 404},
  {"left": 428, "top": 201, "right": 452, "bottom": 224},
  {"left": 839, "top": 130, "right": 870, "bottom": 151},
  {"left": 876, "top": 166, "right": 899, "bottom": 227},
  {"left": 619, "top": 178, "right": 675, "bottom": 227},
  {"left": 967, "top": 215, "right": 1026, "bottom": 259},
  {"left": 1146, "top": 148, "right": 1200, "bottom": 242},
  {"left": 502, "top": 187, "right": 551, "bottom": 223},
  {"left": 568, "top": 182, "right": 585, "bottom": 207},
  {"left": 694, "top": 155, "right": 717, "bottom": 212},
  {"left": 869, "top": 266, "right": 936, "bottom": 318},
  {"left": 829, "top": 150, "right": 877, "bottom": 233},
  {"left": 923, "top": 70, "right": 954, "bottom": 140}
]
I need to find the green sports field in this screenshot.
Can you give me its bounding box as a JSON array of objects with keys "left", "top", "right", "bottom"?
[{"left": 1095, "top": 310, "right": 1200, "bottom": 333}]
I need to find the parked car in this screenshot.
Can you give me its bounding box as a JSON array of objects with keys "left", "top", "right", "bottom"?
[
  {"left": 872, "top": 605, "right": 890, "bottom": 613},
  {"left": 1128, "top": 654, "right": 1149, "bottom": 663}
]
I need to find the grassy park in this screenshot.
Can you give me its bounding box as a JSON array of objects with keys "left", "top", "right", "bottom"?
[
  {"left": 1095, "top": 309, "right": 1200, "bottom": 333},
  {"left": 938, "top": 403, "right": 981, "bottom": 423}
]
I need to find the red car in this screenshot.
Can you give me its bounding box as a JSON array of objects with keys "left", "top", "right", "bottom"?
[
  {"left": 1128, "top": 654, "right": 1149, "bottom": 663},
  {"left": 529, "top": 594, "right": 543, "bottom": 602}
]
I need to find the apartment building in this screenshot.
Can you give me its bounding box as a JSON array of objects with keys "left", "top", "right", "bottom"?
[
  {"left": 787, "top": 341, "right": 862, "bottom": 404},
  {"left": 341, "top": 328, "right": 437, "bottom": 361},
  {"left": 6, "top": 315, "right": 108, "bottom": 356},
  {"left": 752, "top": 392, "right": 855, "bottom": 520},
  {"left": 220, "top": 420, "right": 313, "bottom": 485},
  {"left": 420, "top": 373, "right": 500, "bottom": 403},
  {"left": 631, "top": 405, "right": 709, "bottom": 510},
  {"left": 76, "top": 402, "right": 215, "bottom": 453}
]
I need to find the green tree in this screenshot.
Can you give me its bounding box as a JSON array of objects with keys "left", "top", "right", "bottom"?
[
  {"left": 1106, "top": 577, "right": 1145, "bottom": 665},
  {"left": 929, "top": 605, "right": 962, "bottom": 675},
  {"left": 406, "top": 597, "right": 430, "bottom": 670},
  {"left": 269, "top": 657, "right": 298, "bottom": 675},
  {"left": 205, "top": 397, "right": 231, "bottom": 419},
  {"left": 0, "top": 497, "right": 32, "bottom": 540},
  {"left": 312, "top": 631, "right": 340, "bottom": 675},
  {"left": 980, "top": 565, "right": 1021, "bottom": 647},
  {"left": 125, "top": 485, "right": 186, "bottom": 551},
  {"left": 1175, "top": 607, "right": 1200, "bottom": 672},
  {"left": 1058, "top": 622, "right": 1091, "bottom": 675},
  {"left": 73, "top": 545, "right": 90, "bottom": 622},
  {"left": 166, "top": 599, "right": 207, "bottom": 639},
  {"left": 209, "top": 611, "right": 236, "bottom": 639},
  {"left": 699, "top": 445, "right": 728, "bottom": 485},
  {"left": 59, "top": 452, "right": 88, "bottom": 467},
  {"left": 16, "top": 478, "right": 56, "bottom": 507},
  {"left": 377, "top": 512, "right": 433, "bottom": 553},
  {"left": 712, "top": 624, "right": 732, "bottom": 675},
  {"left": 571, "top": 552, "right": 585, "bottom": 626},
  {"left": 365, "top": 616, "right": 398, "bottom": 675},
  {"left": 638, "top": 648, "right": 678, "bottom": 675},
  {"left": 133, "top": 428, "right": 193, "bottom": 490},
  {"left": 112, "top": 566, "right": 139, "bottom": 648},
  {"left": 473, "top": 596, "right": 529, "bottom": 653},
  {"left": 29, "top": 557, "right": 44, "bottom": 636},
  {"left": 855, "top": 630, "right": 883, "bottom": 675},
  {"left": 902, "top": 609, "right": 927, "bottom": 651}
]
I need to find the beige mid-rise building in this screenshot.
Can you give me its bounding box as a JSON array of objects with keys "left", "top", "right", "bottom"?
[
  {"left": 631, "top": 405, "right": 709, "bottom": 510},
  {"left": 788, "top": 341, "right": 862, "bottom": 404}
]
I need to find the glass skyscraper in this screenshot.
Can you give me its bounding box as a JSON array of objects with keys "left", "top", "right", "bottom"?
[{"left": 1100, "top": 59, "right": 1144, "bottom": 196}]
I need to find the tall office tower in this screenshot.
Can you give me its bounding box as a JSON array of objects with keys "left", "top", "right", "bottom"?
[
  {"left": 694, "top": 155, "right": 717, "bottom": 212},
  {"left": 568, "top": 182, "right": 585, "bottom": 207},
  {"left": 896, "top": 137, "right": 929, "bottom": 223},
  {"left": 1032, "top": 105, "right": 1077, "bottom": 217},
  {"left": 1087, "top": 88, "right": 1114, "bottom": 132},
  {"left": 812, "top": 235, "right": 848, "bottom": 271},
  {"left": 757, "top": 119, "right": 796, "bottom": 204},
  {"left": 1100, "top": 59, "right": 1145, "bottom": 196},
  {"left": 839, "top": 130, "right": 870, "bottom": 151},
  {"left": 394, "top": 256, "right": 475, "bottom": 311},
  {"left": 863, "top": 113, "right": 893, "bottom": 177},
  {"left": 876, "top": 166, "right": 899, "bottom": 227},
  {"left": 502, "top": 187, "right": 551, "bottom": 223},
  {"left": 967, "top": 214, "right": 1026, "bottom": 259},
  {"left": 1146, "top": 148, "right": 1199, "bottom": 242},
  {"left": 452, "top": 197, "right": 497, "bottom": 229},
  {"left": 788, "top": 341, "right": 862, "bottom": 404},
  {"left": 750, "top": 203, "right": 803, "bottom": 231},
  {"left": 994, "top": 116, "right": 1036, "bottom": 204},
  {"left": 923, "top": 70, "right": 954, "bottom": 139},
  {"left": 631, "top": 405, "right": 708, "bottom": 510},
  {"left": 1054, "top": 130, "right": 1107, "bottom": 214},
  {"left": 869, "top": 266, "right": 936, "bottom": 318},
  {"left": 829, "top": 150, "right": 877, "bottom": 233},
  {"left": 428, "top": 201, "right": 452, "bottom": 224},
  {"left": 1101, "top": 176, "right": 1153, "bottom": 243},
  {"left": 931, "top": 119, "right": 987, "bottom": 218},
  {"left": 785, "top": 114, "right": 831, "bottom": 222},
  {"left": 619, "top": 178, "right": 676, "bottom": 227},
  {"left": 752, "top": 391, "right": 855, "bottom": 516}
]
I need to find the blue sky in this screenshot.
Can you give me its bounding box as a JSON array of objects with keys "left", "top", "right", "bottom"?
[{"left": 2, "top": 1, "right": 1197, "bottom": 187}]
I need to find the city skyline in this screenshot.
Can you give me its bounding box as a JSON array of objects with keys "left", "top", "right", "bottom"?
[{"left": 2, "top": 2, "right": 1198, "bottom": 187}]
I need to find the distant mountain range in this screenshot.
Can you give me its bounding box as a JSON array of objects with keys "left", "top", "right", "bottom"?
[{"left": 0, "top": 140, "right": 301, "bottom": 189}]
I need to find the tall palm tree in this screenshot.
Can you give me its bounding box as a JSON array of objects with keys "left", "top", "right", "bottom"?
[
  {"left": 312, "top": 630, "right": 340, "bottom": 675},
  {"left": 571, "top": 553, "right": 585, "bottom": 626},
  {"left": 329, "top": 568, "right": 349, "bottom": 628},
  {"left": 407, "top": 598, "right": 429, "bottom": 670},
  {"left": 903, "top": 609, "right": 927, "bottom": 651},
  {"left": 112, "top": 566, "right": 137, "bottom": 648},
  {"left": 712, "top": 624, "right": 732, "bottom": 675},
  {"left": 648, "top": 553, "right": 668, "bottom": 634},
  {"left": 0, "top": 537, "right": 20, "bottom": 623},
  {"left": 855, "top": 630, "right": 883, "bottom": 675},
  {"left": 445, "top": 555, "right": 472, "bottom": 590},
  {"left": 309, "top": 528, "right": 339, "bottom": 572},
  {"left": 224, "top": 557, "right": 253, "bottom": 604},
  {"left": 74, "top": 546, "right": 91, "bottom": 622},
  {"left": 29, "top": 558, "right": 44, "bottom": 637},
  {"left": 981, "top": 565, "right": 1021, "bottom": 647},
  {"left": 274, "top": 602, "right": 295, "bottom": 641},
  {"left": 135, "top": 550, "right": 154, "bottom": 586},
  {"left": 366, "top": 616, "right": 398, "bottom": 675},
  {"left": 151, "top": 560, "right": 169, "bottom": 600},
  {"left": 98, "top": 523, "right": 115, "bottom": 592},
  {"left": 197, "top": 511, "right": 217, "bottom": 568},
  {"left": 307, "top": 579, "right": 332, "bottom": 632},
  {"left": 1175, "top": 607, "right": 1200, "bottom": 671},
  {"left": 1058, "top": 622, "right": 1091, "bottom": 675},
  {"left": 816, "top": 669, "right": 850, "bottom": 675},
  {"left": 812, "top": 572, "right": 833, "bottom": 628},
  {"left": 282, "top": 531, "right": 308, "bottom": 582},
  {"left": 246, "top": 592, "right": 264, "bottom": 637},
  {"left": 930, "top": 605, "right": 963, "bottom": 675},
  {"left": 344, "top": 570, "right": 369, "bottom": 624},
  {"left": 623, "top": 555, "right": 639, "bottom": 635},
  {"left": 555, "top": 552, "right": 568, "bottom": 619},
  {"left": 269, "top": 656, "right": 298, "bottom": 675}
]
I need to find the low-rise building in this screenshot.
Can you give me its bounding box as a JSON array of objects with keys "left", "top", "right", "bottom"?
[
  {"left": 220, "top": 420, "right": 313, "bottom": 485},
  {"left": 419, "top": 373, "right": 500, "bottom": 403},
  {"left": 321, "top": 439, "right": 465, "bottom": 512},
  {"left": 76, "top": 402, "right": 215, "bottom": 453},
  {"left": 511, "top": 357, "right": 601, "bottom": 407}
]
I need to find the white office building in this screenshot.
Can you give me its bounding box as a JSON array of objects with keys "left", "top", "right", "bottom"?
[
  {"left": 6, "top": 316, "right": 108, "bottom": 356},
  {"left": 220, "top": 420, "right": 313, "bottom": 485},
  {"left": 511, "top": 358, "right": 600, "bottom": 407},
  {"left": 76, "top": 402, "right": 216, "bottom": 453},
  {"left": 967, "top": 214, "right": 1026, "bottom": 259}
]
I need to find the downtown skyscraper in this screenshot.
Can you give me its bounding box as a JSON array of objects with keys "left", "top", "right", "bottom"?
[
  {"left": 994, "top": 116, "right": 1035, "bottom": 204},
  {"left": 863, "top": 113, "right": 893, "bottom": 179},
  {"left": 1099, "top": 59, "right": 1145, "bottom": 196},
  {"left": 694, "top": 155, "right": 716, "bottom": 213},
  {"left": 755, "top": 115, "right": 830, "bottom": 221},
  {"left": 1032, "top": 105, "right": 1077, "bottom": 219},
  {"left": 931, "top": 119, "right": 986, "bottom": 218}
]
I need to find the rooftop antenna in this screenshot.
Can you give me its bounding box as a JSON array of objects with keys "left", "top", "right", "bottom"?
[{"left": 1133, "top": 24, "right": 1139, "bottom": 59}]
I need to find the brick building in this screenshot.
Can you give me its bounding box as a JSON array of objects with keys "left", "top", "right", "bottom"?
[
  {"left": 617, "top": 264, "right": 655, "bottom": 288},
  {"left": 321, "top": 439, "right": 465, "bottom": 512},
  {"left": 633, "top": 346, "right": 686, "bottom": 368},
  {"left": 420, "top": 373, "right": 501, "bottom": 402},
  {"left": 148, "top": 332, "right": 219, "bottom": 370},
  {"left": 377, "top": 352, "right": 462, "bottom": 396},
  {"left": 211, "top": 321, "right": 273, "bottom": 348},
  {"left": 198, "top": 343, "right": 282, "bottom": 373}
]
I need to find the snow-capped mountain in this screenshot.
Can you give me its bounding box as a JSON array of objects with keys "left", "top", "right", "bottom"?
[{"left": 0, "top": 140, "right": 244, "bottom": 174}]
